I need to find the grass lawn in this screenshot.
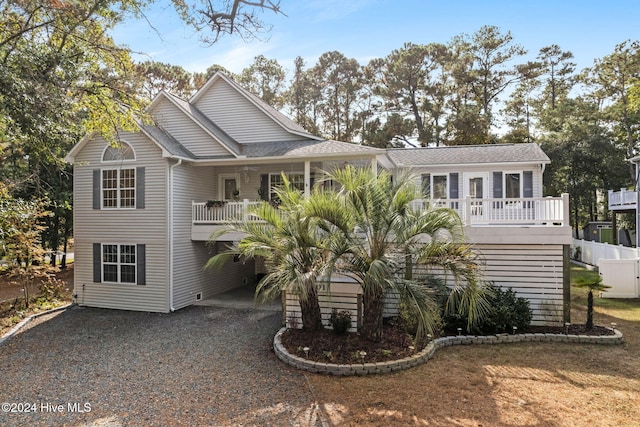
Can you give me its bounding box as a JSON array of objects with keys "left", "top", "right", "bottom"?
[{"left": 306, "top": 264, "right": 640, "bottom": 426}]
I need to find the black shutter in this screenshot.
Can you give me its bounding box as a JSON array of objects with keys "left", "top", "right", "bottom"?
[
  {"left": 449, "top": 173, "right": 458, "bottom": 199},
  {"left": 523, "top": 171, "right": 533, "bottom": 198},
  {"left": 137, "top": 244, "right": 146, "bottom": 285},
  {"left": 93, "top": 243, "right": 102, "bottom": 283},
  {"left": 260, "top": 174, "right": 269, "bottom": 201},
  {"left": 136, "top": 167, "right": 145, "bottom": 209},
  {"left": 93, "top": 169, "right": 101, "bottom": 209},
  {"left": 493, "top": 172, "right": 503, "bottom": 198}
]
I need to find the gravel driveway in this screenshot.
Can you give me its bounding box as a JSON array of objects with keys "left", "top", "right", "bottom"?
[{"left": 0, "top": 306, "right": 327, "bottom": 426}]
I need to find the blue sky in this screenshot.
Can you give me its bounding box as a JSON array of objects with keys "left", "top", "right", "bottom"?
[{"left": 112, "top": 0, "right": 640, "bottom": 75}]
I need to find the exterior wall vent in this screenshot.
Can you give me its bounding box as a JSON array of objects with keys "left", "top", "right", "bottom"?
[{"left": 196, "top": 292, "right": 202, "bottom": 301}]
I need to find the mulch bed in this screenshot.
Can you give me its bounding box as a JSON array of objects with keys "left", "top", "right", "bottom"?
[
  {"left": 280, "top": 325, "right": 420, "bottom": 364},
  {"left": 280, "top": 323, "right": 616, "bottom": 365}
]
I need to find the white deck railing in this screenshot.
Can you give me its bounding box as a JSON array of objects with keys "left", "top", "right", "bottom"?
[
  {"left": 193, "top": 194, "right": 568, "bottom": 227},
  {"left": 192, "top": 200, "right": 261, "bottom": 224},
  {"left": 608, "top": 188, "right": 637, "bottom": 210}
]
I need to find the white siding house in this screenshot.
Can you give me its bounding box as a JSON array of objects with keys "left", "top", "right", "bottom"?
[
  {"left": 66, "top": 72, "right": 385, "bottom": 312},
  {"left": 385, "top": 145, "right": 571, "bottom": 325},
  {"left": 67, "top": 71, "right": 571, "bottom": 325}
]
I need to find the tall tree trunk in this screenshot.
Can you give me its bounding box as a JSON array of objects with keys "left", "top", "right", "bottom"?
[
  {"left": 299, "top": 285, "right": 323, "bottom": 331},
  {"left": 361, "top": 291, "right": 385, "bottom": 342}
]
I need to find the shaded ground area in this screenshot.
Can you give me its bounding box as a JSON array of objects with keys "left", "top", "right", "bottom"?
[{"left": 0, "top": 306, "right": 326, "bottom": 426}]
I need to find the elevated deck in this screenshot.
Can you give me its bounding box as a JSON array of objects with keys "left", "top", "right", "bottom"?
[
  {"left": 609, "top": 188, "right": 638, "bottom": 211},
  {"left": 192, "top": 194, "right": 570, "bottom": 242}
]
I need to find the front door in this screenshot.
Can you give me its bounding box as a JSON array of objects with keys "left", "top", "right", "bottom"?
[{"left": 463, "top": 173, "right": 488, "bottom": 221}]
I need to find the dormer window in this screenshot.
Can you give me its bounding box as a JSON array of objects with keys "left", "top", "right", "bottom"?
[{"left": 103, "top": 142, "right": 135, "bottom": 162}]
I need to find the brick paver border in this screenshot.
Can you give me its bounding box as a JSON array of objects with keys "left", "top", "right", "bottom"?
[{"left": 273, "top": 327, "right": 624, "bottom": 376}]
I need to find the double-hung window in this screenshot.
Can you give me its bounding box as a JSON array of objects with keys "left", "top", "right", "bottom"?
[
  {"left": 94, "top": 141, "right": 144, "bottom": 210},
  {"left": 102, "top": 168, "right": 135, "bottom": 209},
  {"left": 102, "top": 244, "right": 137, "bottom": 284},
  {"left": 93, "top": 243, "right": 145, "bottom": 285}
]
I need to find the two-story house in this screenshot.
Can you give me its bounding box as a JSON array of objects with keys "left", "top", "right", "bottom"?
[{"left": 66, "top": 72, "right": 571, "bottom": 325}]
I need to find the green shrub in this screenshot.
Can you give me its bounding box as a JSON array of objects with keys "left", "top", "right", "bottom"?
[
  {"left": 329, "top": 309, "right": 352, "bottom": 335},
  {"left": 395, "top": 300, "right": 419, "bottom": 335},
  {"left": 442, "top": 283, "right": 532, "bottom": 335}
]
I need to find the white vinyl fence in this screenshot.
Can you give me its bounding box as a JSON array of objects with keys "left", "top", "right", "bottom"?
[
  {"left": 572, "top": 238, "right": 639, "bottom": 267},
  {"left": 572, "top": 238, "right": 640, "bottom": 298}
]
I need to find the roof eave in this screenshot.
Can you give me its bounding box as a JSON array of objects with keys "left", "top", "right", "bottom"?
[
  {"left": 188, "top": 151, "right": 382, "bottom": 166},
  {"left": 65, "top": 132, "right": 97, "bottom": 163},
  {"left": 391, "top": 159, "right": 551, "bottom": 168}
]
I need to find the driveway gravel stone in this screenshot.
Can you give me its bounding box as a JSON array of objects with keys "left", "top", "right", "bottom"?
[{"left": 0, "top": 306, "right": 327, "bottom": 426}]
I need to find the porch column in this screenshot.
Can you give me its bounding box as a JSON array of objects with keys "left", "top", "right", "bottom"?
[{"left": 304, "top": 160, "right": 311, "bottom": 198}]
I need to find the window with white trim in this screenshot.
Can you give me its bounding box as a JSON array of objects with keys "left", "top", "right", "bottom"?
[
  {"left": 102, "top": 168, "right": 135, "bottom": 208},
  {"left": 269, "top": 173, "right": 304, "bottom": 201},
  {"left": 103, "top": 142, "right": 135, "bottom": 162},
  {"left": 102, "top": 244, "right": 136, "bottom": 283},
  {"left": 504, "top": 172, "right": 521, "bottom": 198},
  {"left": 421, "top": 174, "right": 448, "bottom": 199}
]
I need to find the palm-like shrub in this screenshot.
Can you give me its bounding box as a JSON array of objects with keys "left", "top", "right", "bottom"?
[
  {"left": 206, "top": 175, "right": 327, "bottom": 331},
  {"left": 306, "top": 166, "right": 491, "bottom": 342}
]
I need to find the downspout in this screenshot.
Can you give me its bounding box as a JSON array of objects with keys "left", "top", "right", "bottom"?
[{"left": 168, "top": 158, "right": 182, "bottom": 311}]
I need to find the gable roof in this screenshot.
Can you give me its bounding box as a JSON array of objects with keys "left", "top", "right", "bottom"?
[
  {"left": 191, "top": 72, "right": 322, "bottom": 141},
  {"left": 149, "top": 91, "right": 241, "bottom": 157},
  {"left": 387, "top": 143, "right": 550, "bottom": 167},
  {"left": 68, "top": 67, "right": 385, "bottom": 164}
]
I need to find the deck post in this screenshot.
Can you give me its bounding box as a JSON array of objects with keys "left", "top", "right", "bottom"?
[
  {"left": 304, "top": 160, "right": 311, "bottom": 198},
  {"left": 243, "top": 198, "right": 250, "bottom": 221},
  {"left": 464, "top": 195, "right": 472, "bottom": 226},
  {"left": 561, "top": 193, "right": 569, "bottom": 227},
  {"left": 563, "top": 244, "right": 571, "bottom": 324}
]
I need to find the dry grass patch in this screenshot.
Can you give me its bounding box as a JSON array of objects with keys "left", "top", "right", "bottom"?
[{"left": 304, "top": 265, "right": 640, "bottom": 426}]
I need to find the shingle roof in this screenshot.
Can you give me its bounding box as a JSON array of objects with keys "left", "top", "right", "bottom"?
[
  {"left": 387, "top": 143, "right": 550, "bottom": 166},
  {"left": 241, "top": 139, "right": 384, "bottom": 158},
  {"left": 138, "top": 124, "right": 199, "bottom": 159}
]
